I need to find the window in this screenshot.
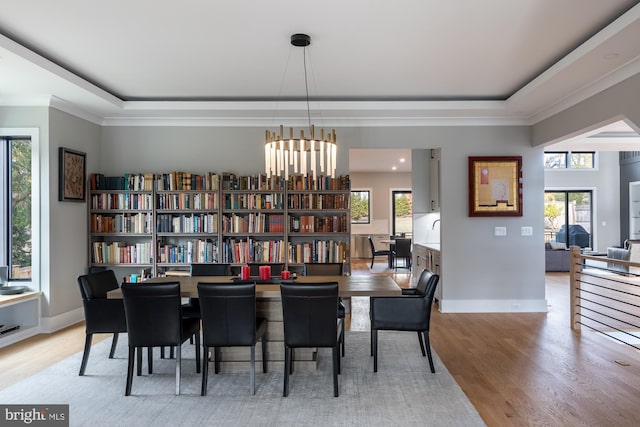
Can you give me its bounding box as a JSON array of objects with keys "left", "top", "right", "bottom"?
[
  {"left": 351, "top": 190, "right": 370, "bottom": 224},
  {"left": 544, "top": 190, "right": 593, "bottom": 249},
  {"left": 1, "top": 136, "right": 32, "bottom": 281},
  {"left": 392, "top": 190, "right": 412, "bottom": 237},
  {"left": 544, "top": 151, "right": 595, "bottom": 169}
]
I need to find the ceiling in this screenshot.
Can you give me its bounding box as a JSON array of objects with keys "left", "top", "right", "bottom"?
[{"left": 1, "top": 0, "right": 640, "bottom": 128}]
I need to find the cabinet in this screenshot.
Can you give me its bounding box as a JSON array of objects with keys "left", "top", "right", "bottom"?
[
  {"left": 0, "top": 291, "right": 42, "bottom": 348},
  {"left": 630, "top": 181, "right": 640, "bottom": 239},
  {"left": 412, "top": 243, "right": 441, "bottom": 301},
  {"left": 430, "top": 148, "right": 441, "bottom": 212},
  {"left": 89, "top": 172, "right": 350, "bottom": 278}
]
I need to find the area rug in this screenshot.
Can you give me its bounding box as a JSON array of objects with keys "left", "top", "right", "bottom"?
[{"left": 0, "top": 331, "right": 484, "bottom": 426}]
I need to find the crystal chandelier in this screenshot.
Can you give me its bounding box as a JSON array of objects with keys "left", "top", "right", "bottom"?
[{"left": 265, "top": 34, "right": 337, "bottom": 180}]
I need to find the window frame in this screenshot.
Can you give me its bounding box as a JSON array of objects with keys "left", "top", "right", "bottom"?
[
  {"left": 391, "top": 189, "right": 412, "bottom": 237},
  {"left": 350, "top": 190, "right": 371, "bottom": 224},
  {"left": 544, "top": 151, "right": 596, "bottom": 170}
]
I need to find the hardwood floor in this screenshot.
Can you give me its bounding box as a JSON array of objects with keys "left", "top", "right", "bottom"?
[{"left": 2, "top": 263, "right": 640, "bottom": 426}]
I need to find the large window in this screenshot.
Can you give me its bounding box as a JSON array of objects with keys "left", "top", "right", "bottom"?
[
  {"left": 544, "top": 190, "right": 593, "bottom": 249},
  {"left": 544, "top": 151, "right": 595, "bottom": 169},
  {"left": 392, "top": 190, "right": 412, "bottom": 237},
  {"left": 1, "top": 137, "right": 32, "bottom": 280}
]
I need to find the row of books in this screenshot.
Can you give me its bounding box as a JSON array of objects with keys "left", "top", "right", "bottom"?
[
  {"left": 157, "top": 239, "right": 218, "bottom": 264},
  {"left": 156, "top": 213, "right": 218, "bottom": 234},
  {"left": 90, "top": 193, "right": 153, "bottom": 210},
  {"left": 91, "top": 242, "right": 153, "bottom": 264},
  {"left": 288, "top": 240, "right": 349, "bottom": 264},
  {"left": 287, "top": 193, "right": 349, "bottom": 210},
  {"left": 290, "top": 214, "right": 348, "bottom": 233},
  {"left": 223, "top": 193, "right": 284, "bottom": 210},
  {"left": 287, "top": 174, "right": 350, "bottom": 191},
  {"left": 220, "top": 238, "right": 286, "bottom": 264},
  {"left": 155, "top": 172, "right": 220, "bottom": 191},
  {"left": 91, "top": 213, "right": 153, "bottom": 234},
  {"left": 90, "top": 173, "right": 154, "bottom": 191},
  {"left": 222, "top": 213, "right": 285, "bottom": 233},
  {"left": 221, "top": 173, "right": 284, "bottom": 191},
  {"left": 157, "top": 192, "right": 219, "bottom": 210}
]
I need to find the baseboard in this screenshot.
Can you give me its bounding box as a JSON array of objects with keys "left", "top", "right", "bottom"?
[
  {"left": 439, "top": 298, "right": 548, "bottom": 313},
  {"left": 40, "top": 307, "right": 84, "bottom": 333}
]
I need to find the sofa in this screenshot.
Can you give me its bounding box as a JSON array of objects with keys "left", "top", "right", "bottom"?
[{"left": 545, "top": 242, "right": 570, "bottom": 272}]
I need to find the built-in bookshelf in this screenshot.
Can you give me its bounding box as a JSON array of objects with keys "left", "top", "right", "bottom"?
[{"left": 88, "top": 171, "right": 350, "bottom": 279}]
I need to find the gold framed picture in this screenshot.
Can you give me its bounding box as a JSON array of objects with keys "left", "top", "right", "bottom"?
[
  {"left": 469, "top": 156, "right": 522, "bottom": 217},
  {"left": 59, "top": 147, "right": 86, "bottom": 202}
]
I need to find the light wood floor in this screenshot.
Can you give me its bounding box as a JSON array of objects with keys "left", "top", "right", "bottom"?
[{"left": 2, "top": 262, "right": 640, "bottom": 426}]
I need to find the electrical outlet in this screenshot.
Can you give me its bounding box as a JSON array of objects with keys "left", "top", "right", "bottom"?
[
  {"left": 521, "top": 226, "right": 533, "bottom": 236},
  {"left": 495, "top": 226, "right": 507, "bottom": 237}
]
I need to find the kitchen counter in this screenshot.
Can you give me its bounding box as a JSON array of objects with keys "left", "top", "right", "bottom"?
[{"left": 414, "top": 242, "right": 440, "bottom": 252}]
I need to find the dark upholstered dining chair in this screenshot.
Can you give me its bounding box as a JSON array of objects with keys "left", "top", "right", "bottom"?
[
  {"left": 77, "top": 270, "right": 127, "bottom": 376},
  {"left": 197, "top": 281, "right": 267, "bottom": 395},
  {"left": 303, "top": 263, "right": 346, "bottom": 356},
  {"left": 280, "top": 282, "right": 342, "bottom": 397},
  {"left": 370, "top": 269, "right": 439, "bottom": 373},
  {"left": 121, "top": 282, "right": 201, "bottom": 396},
  {"left": 368, "top": 236, "right": 390, "bottom": 268},
  {"left": 392, "top": 238, "right": 412, "bottom": 270}
]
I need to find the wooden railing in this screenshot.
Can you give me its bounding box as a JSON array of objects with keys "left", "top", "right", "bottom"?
[{"left": 570, "top": 246, "right": 640, "bottom": 350}]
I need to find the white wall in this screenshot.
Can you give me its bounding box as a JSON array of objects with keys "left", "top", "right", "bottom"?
[{"left": 544, "top": 152, "right": 621, "bottom": 251}]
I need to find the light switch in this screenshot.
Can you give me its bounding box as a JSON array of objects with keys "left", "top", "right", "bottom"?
[
  {"left": 521, "top": 226, "right": 533, "bottom": 236},
  {"left": 495, "top": 226, "right": 507, "bottom": 236}
]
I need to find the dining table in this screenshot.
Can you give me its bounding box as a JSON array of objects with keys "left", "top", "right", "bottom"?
[
  {"left": 379, "top": 239, "right": 397, "bottom": 268},
  {"left": 107, "top": 274, "right": 401, "bottom": 372}
]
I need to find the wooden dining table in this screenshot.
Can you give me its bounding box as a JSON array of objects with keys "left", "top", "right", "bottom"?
[{"left": 107, "top": 274, "right": 401, "bottom": 372}]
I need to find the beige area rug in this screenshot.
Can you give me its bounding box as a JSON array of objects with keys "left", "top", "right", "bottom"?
[{"left": 0, "top": 331, "right": 485, "bottom": 426}]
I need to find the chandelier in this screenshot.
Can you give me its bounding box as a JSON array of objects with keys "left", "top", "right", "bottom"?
[{"left": 265, "top": 34, "right": 337, "bottom": 180}]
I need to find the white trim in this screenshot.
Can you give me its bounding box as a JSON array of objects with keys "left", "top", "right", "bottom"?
[
  {"left": 439, "top": 298, "right": 548, "bottom": 313},
  {"left": 39, "top": 307, "right": 84, "bottom": 334}
]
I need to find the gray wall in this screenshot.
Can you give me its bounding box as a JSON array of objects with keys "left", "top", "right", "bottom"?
[{"left": 101, "top": 124, "right": 547, "bottom": 312}]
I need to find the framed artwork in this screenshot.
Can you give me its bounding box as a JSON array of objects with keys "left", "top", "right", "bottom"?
[
  {"left": 469, "top": 156, "right": 522, "bottom": 217},
  {"left": 59, "top": 147, "right": 86, "bottom": 202}
]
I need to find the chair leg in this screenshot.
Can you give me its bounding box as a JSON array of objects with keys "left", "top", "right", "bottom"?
[
  {"left": 370, "top": 328, "right": 374, "bottom": 357},
  {"left": 424, "top": 331, "right": 435, "bottom": 373},
  {"left": 261, "top": 335, "right": 267, "bottom": 373},
  {"left": 161, "top": 347, "right": 165, "bottom": 359},
  {"left": 109, "top": 333, "right": 119, "bottom": 359},
  {"left": 370, "top": 255, "right": 374, "bottom": 269},
  {"left": 290, "top": 348, "right": 294, "bottom": 374},
  {"left": 333, "top": 345, "right": 339, "bottom": 397},
  {"left": 283, "top": 346, "right": 290, "bottom": 397},
  {"left": 79, "top": 333, "right": 92, "bottom": 376},
  {"left": 175, "top": 344, "right": 182, "bottom": 395},
  {"left": 194, "top": 333, "right": 201, "bottom": 374},
  {"left": 373, "top": 329, "right": 378, "bottom": 372},
  {"left": 125, "top": 346, "right": 135, "bottom": 396},
  {"left": 341, "top": 319, "right": 346, "bottom": 357},
  {"left": 250, "top": 346, "right": 256, "bottom": 395},
  {"left": 147, "top": 347, "right": 153, "bottom": 375},
  {"left": 214, "top": 347, "right": 221, "bottom": 374},
  {"left": 201, "top": 345, "right": 209, "bottom": 396},
  {"left": 417, "top": 331, "right": 426, "bottom": 357},
  {"left": 136, "top": 347, "right": 142, "bottom": 376}
]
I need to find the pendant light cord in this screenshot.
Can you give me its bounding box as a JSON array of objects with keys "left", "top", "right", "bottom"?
[{"left": 303, "top": 46, "right": 312, "bottom": 132}]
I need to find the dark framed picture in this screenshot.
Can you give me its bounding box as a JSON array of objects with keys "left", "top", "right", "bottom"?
[
  {"left": 59, "top": 147, "right": 86, "bottom": 202},
  {"left": 469, "top": 156, "right": 522, "bottom": 217}
]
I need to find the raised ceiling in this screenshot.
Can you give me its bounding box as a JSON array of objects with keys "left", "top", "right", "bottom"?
[{"left": 1, "top": 1, "right": 640, "bottom": 126}]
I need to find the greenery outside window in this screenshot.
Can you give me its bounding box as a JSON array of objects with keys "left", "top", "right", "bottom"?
[
  {"left": 1, "top": 137, "right": 32, "bottom": 281},
  {"left": 392, "top": 190, "right": 412, "bottom": 237},
  {"left": 544, "top": 151, "right": 595, "bottom": 169},
  {"left": 351, "top": 190, "right": 370, "bottom": 224}
]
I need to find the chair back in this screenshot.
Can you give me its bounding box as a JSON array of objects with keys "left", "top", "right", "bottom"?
[
  {"left": 197, "top": 282, "right": 257, "bottom": 346},
  {"left": 77, "top": 270, "right": 127, "bottom": 334},
  {"left": 190, "top": 263, "right": 231, "bottom": 276},
  {"left": 415, "top": 269, "right": 440, "bottom": 300},
  {"left": 394, "top": 238, "right": 412, "bottom": 257},
  {"left": 78, "top": 270, "right": 119, "bottom": 300},
  {"left": 249, "top": 263, "right": 284, "bottom": 277},
  {"left": 304, "top": 263, "right": 343, "bottom": 276},
  {"left": 280, "top": 283, "right": 339, "bottom": 347},
  {"left": 368, "top": 235, "right": 376, "bottom": 252},
  {"left": 121, "top": 283, "right": 182, "bottom": 347}
]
